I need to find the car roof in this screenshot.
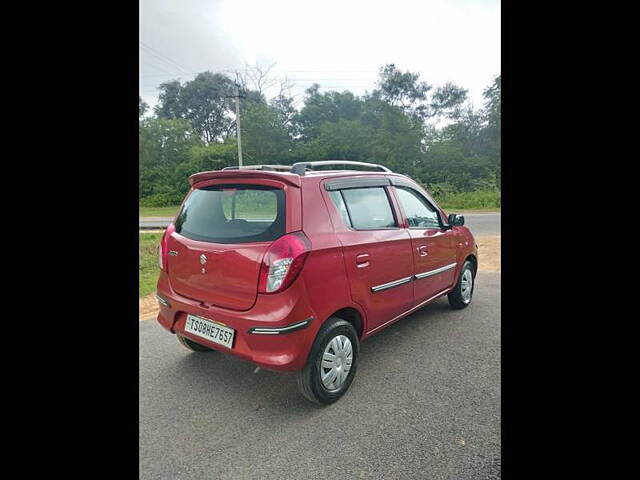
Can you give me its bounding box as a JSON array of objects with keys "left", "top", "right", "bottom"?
[
  {"left": 302, "top": 170, "right": 393, "bottom": 178},
  {"left": 189, "top": 166, "right": 411, "bottom": 188}
]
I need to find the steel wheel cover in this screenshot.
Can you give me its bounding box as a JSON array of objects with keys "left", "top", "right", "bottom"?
[
  {"left": 320, "top": 335, "right": 353, "bottom": 391},
  {"left": 461, "top": 268, "right": 473, "bottom": 303}
]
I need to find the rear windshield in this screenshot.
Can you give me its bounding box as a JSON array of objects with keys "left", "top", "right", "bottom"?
[{"left": 174, "top": 184, "right": 285, "bottom": 244}]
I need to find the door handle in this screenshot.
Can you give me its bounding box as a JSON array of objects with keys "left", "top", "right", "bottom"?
[
  {"left": 417, "top": 246, "right": 428, "bottom": 256},
  {"left": 356, "top": 253, "right": 370, "bottom": 268}
]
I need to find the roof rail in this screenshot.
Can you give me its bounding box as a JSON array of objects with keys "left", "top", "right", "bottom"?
[
  {"left": 222, "top": 165, "right": 292, "bottom": 172},
  {"left": 290, "top": 160, "right": 392, "bottom": 176}
]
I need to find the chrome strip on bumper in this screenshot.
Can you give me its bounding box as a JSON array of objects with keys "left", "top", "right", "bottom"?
[
  {"left": 155, "top": 293, "right": 171, "bottom": 308},
  {"left": 414, "top": 262, "right": 457, "bottom": 280},
  {"left": 371, "top": 276, "right": 414, "bottom": 293},
  {"left": 247, "top": 317, "right": 314, "bottom": 335}
]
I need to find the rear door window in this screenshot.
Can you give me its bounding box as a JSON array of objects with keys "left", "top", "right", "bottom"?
[
  {"left": 328, "top": 190, "right": 352, "bottom": 227},
  {"left": 336, "top": 187, "right": 397, "bottom": 230},
  {"left": 175, "top": 185, "right": 285, "bottom": 243}
]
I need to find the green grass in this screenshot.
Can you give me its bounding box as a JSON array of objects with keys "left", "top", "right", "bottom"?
[
  {"left": 139, "top": 205, "right": 180, "bottom": 218},
  {"left": 433, "top": 189, "right": 501, "bottom": 211},
  {"left": 139, "top": 232, "right": 163, "bottom": 297},
  {"left": 438, "top": 206, "right": 501, "bottom": 213}
]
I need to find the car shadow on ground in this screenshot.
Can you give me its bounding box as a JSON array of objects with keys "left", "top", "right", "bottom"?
[{"left": 165, "top": 296, "right": 458, "bottom": 417}]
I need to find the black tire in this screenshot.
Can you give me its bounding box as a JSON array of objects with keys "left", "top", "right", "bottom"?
[
  {"left": 448, "top": 260, "right": 475, "bottom": 309},
  {"left": 297, "top": 317, "right": 359, "bottom": 405},
  {"left": 177, "top": 333, "right": 214, "bottom": 352}
]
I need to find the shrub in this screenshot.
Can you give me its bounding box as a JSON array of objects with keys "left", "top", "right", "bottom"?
[
  {"left": 139, "top": 192, "right": 184, "bottom": 207},
  {"left": 432, "top": 188, "right": 501, "bottom": 209}
]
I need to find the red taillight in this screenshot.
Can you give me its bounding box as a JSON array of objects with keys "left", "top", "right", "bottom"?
[
  {"left": 158, "top": 223, "right": 175, "bottom": 273},
  {"left": 258, "top": 232, "right": 311, "bottom": 294}
]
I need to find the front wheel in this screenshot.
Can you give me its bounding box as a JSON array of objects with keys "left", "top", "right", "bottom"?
[
  {"left": 448, "top": 260, "right": 475, "bottom": 309},
  {"left": 297, "top": 317, "right": 359, "bottom": 405}
]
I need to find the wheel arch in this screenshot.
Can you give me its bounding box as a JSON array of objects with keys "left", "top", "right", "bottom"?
[
  {"left": 327, "top": 307, "right": 365, "bottom": 339},
  {"left": 464, "top": 254, "right": 478, "bottom": 277}
]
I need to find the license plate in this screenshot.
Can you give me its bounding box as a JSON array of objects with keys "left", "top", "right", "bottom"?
[{"left": 185, "top": 314, "right": 235, "bottom": 349}]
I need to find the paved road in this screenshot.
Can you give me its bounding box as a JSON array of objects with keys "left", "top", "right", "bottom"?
[
  {"left": 140, "top": 212, "right": 500, "bottom": 236},
  {"left": 140, "top": 273, "right": 500, "bottom": 479},
  {"left": 139, "top": 218, "right": 173, "bottom": 230},
  {"left": 459, "top": 213, "right": 500, "bottom": 236}
]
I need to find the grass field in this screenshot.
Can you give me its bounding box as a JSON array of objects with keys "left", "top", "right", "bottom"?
[
  {"left": 438, "top": 206, "right": 500, "bottom": 212},
  {"left": 139, "top": 232, "right": 162, "bottom": 297},
  {"left": 139, "top": 206, "right": 179, "bottom": 218},
  {"left": 434, "top": 189, "right": 500, "bottom": 210}
]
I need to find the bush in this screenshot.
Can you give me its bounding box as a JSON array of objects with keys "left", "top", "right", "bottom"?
[
  {"left": 139, "top": 192, "right": 184, "bottom": 207},
  {"left": 432, "top": 188, "right": 501, "bottom": 209}
]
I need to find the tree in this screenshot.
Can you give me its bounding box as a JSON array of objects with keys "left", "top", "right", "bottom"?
[
  {"left": 139, "top": 117, "right": 202, "bottom": 205},
  {"left": 140, "top": 65, "right": 501, "bottom": 207},
  {"left": 372, "top": 65, "right": 467, "bottom": 124},
  {"left": 241, "top": 101, "right": 294, "bottom": 164},
  {"left": 296, "top": 119, "right": 375, "bottom": 162},
  {"left": 372, "top": 64, "right": 431, "bottom": 121},
  {"left": 139, "top": 96, "right": 149, "bottom": 118},
  {"left": 480, "top": 75, "right": 501, "bottom": 161},
  {"left": 175, "top": 143, "right": 237, "bottom": 188},
  {"left": 295, "top": 89, "right": 363, "bottom": 140},
  {"left": 155, "top": 72, "right": 236, "bottom": 144},
  {"left": 430, "top": 82, "right": 468, "bottom": 120},
  {"left": 271, "top": 93, "right": 297, "bottom": 132},
  {"left": 154, "top": 80, "right": 184, "bottom": 119},
  {"left": 420, "top": 75, "right": 500, "bottom": 190},
  {"left": 483, "top": 75, "right": 501, "bottom": 130},
  {"left": 420, "top": 141, "right": 494, "bottom": 191},
  {"left": 362, "top": 97, "right": 424, "bottom": 177}
]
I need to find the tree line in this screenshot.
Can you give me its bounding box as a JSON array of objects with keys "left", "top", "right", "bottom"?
[{"left": 139, "top": 64, "right": 500, "bottom": 207}]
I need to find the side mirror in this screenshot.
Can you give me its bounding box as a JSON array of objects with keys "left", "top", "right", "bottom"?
[{"left": 448, "top": 214, "right": 465, "bottom": 226}]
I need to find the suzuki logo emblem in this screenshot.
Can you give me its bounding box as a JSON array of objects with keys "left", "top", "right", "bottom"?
[{"left": 199, "top": 254, "right": 207, "bottom": 265}]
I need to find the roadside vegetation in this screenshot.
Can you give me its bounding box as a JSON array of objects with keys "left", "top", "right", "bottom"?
[
  {"left": 139, "top": 206, "right": 179, "bottom": 217},
  {"left": 433, "top": 188, "right": 500, "bottom": 210},
  {"left": 140, "top": 64, "right": 500, "bottom": 209},
  {"left": 139, "top": 232, "right": 162, "bottom": 297}
]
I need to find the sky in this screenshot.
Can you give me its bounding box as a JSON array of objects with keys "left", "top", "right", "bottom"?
[{"left": 140, "top": 0, "right": 500, "bottom": 113}]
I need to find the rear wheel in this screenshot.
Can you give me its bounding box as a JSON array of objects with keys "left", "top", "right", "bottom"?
[
  {"left": 448, "top": 260, "right": 475, "bottom": 309},
  {"left": 297, "top": 317, "right": 359, "bottom": 405},
  {"left": 177, "top": 334, "right": 214, "bottom": 352}
]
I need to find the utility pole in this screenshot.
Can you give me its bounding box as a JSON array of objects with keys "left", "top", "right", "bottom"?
[{"left": 234, "top": 84, "right": 243, "bottom": 167}]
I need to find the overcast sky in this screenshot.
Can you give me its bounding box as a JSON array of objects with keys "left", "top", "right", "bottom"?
[{"left": 140, "top": 0, "right": 500, "bottom": 112}]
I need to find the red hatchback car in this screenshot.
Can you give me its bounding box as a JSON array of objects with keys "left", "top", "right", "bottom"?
[{"left": 155, "top": 161, "right": 477, "bottom": 404}]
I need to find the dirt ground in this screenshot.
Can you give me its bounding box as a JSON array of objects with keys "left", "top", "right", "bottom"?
[
  {"left": 140, "top": 294, "right": 159, "bottom": 320},
  {"left": 139, "top": 235, "right": 500, "bottom": 321},
  {"left": 476, "top": 235, "right": 500, "bottom": 273}
]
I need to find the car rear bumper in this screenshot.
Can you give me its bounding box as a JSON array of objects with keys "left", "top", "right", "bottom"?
[{"left": 155, "top": 272, "right": 318, "bottom": 372}]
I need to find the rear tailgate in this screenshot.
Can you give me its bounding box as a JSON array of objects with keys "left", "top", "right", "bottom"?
[
  {"left": 166, "top": 174, "right": 301, "bottom": 311},
  {"left": 167, "top": 234, "right": 270, "bottom": 310}
]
